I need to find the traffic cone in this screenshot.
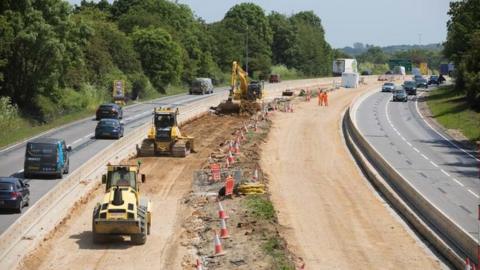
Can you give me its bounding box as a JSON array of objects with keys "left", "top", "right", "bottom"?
[
  {"left": 214, "top": 231, "right": 225, "bottom": 256},
  {"left": 466, "top": 258, "right": 472, "bottom": 270},
  {"left": 225, "top": 156, "right": 230, "bottom": 168},
  {"left": 196, "top": 259, "right": 203, "bottom": 270},
  {"left": 253, "top": 168, "right": 258, "bottom": 181},
  {"left": 220, "top": 218, "right": 230, "bottom": 239},
  {"left": 228, "top": 151, "right": 235, "bottom": 164},
  {"left": 234, "top": 141, "right": 240, "bottom": 153},
  {"left": 218, "top": 200, "right": 229, "bottom": 219}
]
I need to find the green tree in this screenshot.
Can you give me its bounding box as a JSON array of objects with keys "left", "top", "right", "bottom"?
[
  {"left": 444, "top": 0, "right": 480, "bottom": 108},
  {"left": 132, "top": 26, "right": 183, "bottom": 92},
  {"left": 289, "top": 11, "right": 332, "bottom": 76},
  {"left": 268, "top": 12, "right": 295, "bottom": 66}
]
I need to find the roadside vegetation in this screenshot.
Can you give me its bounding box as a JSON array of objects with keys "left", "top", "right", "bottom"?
[
  {"left": 0, "top": 0, "right": 333, "bottom": 148},
  {"left": 427, "top": 86, "right": 480, "bottom": 143}
]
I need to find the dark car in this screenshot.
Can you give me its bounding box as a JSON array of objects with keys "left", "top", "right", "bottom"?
[
  {"left": 403, "top": 80, "right": 417, "bottom": 95},
  {"left": 415, "top": 78, "right": 428, "bottom": 89},
  {"left": 0, "top": 177, "right": 30, "bottom": 212},
  {"left": 24, "top": 138, "right": 71, "bottom": 179},
  {"left": 381, "top": 82, "right": 395, "bottom": 92},
  {"left": 392, "top": 87, "right": 408, "bottom": 102},
  {"left": 95, "top": 119, "right": 124, "bottom": 139},
  {"left": 428, "top": 75, "right": 439, "bottom": 85},
  {"left": 96, "top": 103, "right": 123, "bottom": 120}
]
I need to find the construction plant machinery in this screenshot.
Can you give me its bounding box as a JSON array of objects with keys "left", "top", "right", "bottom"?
[
  {"left": 217, "top": 61, "right": 264, "bottom": 115},
  {"left": 136, "top": 107, "right": 195, "bottom": 157},
  {"left": 92, "top": 162, "right": 151, "bottom": 245}
]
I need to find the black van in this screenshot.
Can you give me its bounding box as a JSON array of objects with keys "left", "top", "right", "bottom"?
[{"left": 24, "top": 138, "right": 71, "bottom": 179}]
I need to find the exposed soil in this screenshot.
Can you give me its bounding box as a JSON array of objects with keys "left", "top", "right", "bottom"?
[
  {"left": 19, "top": 114, "right": 246, "bottom": 270},
  {"left": 261, "top": 83, "right": 443, "bottom": 269}
]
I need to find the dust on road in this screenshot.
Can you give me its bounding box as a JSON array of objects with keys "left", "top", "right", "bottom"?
[
  {"left": 261, "top": 85, "right": 442, "bottom": 269},
  {"left": 19, "top": 114, "right": 244, "bottom": 270}
]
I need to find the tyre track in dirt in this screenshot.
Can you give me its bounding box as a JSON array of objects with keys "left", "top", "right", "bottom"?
[
  {"left": 261, "top": 85, "right": 443, "bottom": 269},
  {"left": 19, "top": 114, "right": 244, "bottom": 270}
]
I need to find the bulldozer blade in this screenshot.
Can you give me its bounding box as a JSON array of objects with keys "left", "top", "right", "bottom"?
[{"left": 216, "top": 100, "right": 240, "bottom": 114}]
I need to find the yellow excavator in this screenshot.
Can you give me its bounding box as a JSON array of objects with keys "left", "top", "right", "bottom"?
[
  {"left": 92, "top": 162, "right": 151, "bottom": 245},
  {"left": 136, "top": 107, "right": 194, "bottom": 157},
  {"left": 217, "top": 61, "right": 264, "bottom": 115}
]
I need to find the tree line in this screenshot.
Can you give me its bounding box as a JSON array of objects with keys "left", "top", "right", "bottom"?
[
  {"left": 444, "top": 0, "right": 480, "bottom": 109},
  {"left": 0, "top": 0, "right": 333, "bottom": 122}
]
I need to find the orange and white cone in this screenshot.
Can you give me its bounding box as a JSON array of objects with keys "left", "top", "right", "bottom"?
[
  {"left": 225, "top": 156, "right": 230, "bottom": 168},
  {"left": 466, "top": 258, "right": 472, "bottom": 270},
  {"left": 234, "top": 141, "right": 240, "bottom": 153},
  {"left": 214, "top": 231, "right": 225, "bottom": 256},
  {"left": 228, "top": 151, "right": 235, "bottom": 164},
  {"left": 218, "top": 200, "right": 229, "bottom": 219},
  {"left": 253, "top": 168, "right": 258, "bottom": 181},
  {"left": 220, "top": 218, "right": 230, "bottom": 239},
  {"left": 196, "top": 259, "right": 203, "bottom": 270}
]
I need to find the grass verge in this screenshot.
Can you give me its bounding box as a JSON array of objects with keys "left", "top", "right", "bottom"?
[
  {"left": 426, "top": 86, "right": 480, "bottom": 142},
  {"left": 244, "top": 195, "right": 275, "bottom": 220},
  {"left": 0, "top": 85, "right": 188, "bottom": 149},
  {"left": 263, "top": 237, "right": 296, "bottom": 270}
]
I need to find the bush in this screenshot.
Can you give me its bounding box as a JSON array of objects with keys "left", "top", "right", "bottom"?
[
  {"left": 270, "top": 65, "right": 304, "bottom": 80},
  {"left": 128, "top": 73, "right": 157, "bottom": 100},
  {"left": 0, "top": 97, "right": 20, "bottom": 129}
]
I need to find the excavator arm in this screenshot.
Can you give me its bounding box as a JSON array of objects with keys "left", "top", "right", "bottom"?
[{"left": 230, "top": 61, "right": 249, "bottom": 101}]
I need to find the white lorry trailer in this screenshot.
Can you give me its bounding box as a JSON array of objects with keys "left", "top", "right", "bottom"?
[{"left": 333, "top": 59, "right": 357, "bottom": 76}]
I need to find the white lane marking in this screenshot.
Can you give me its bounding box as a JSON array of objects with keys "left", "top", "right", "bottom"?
[
  {"left": 17, "top": 169, "right": 24, "bottom": 173},
  {"left": 452, "top": 178, "right": 465, "bottom": 187},
  {"left": 440, "top": 169, "right": 450, "bottom": 177},
  {"left": 383, "top": 93, "right": 476, "bottom": 197},
  {"left": 415, "top": 91, "right": 479, "bottom": 162},
  {"left": 468, "top": 189, "right": 479, "bottom": 199},
  {"left": 83, "top": 133, "right": 93, "bottom": 139},
  {"left": 72, "top": 138, "right": 82, "bottom": 145}
]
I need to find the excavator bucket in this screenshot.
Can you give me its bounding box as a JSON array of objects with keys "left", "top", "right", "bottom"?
[{"left": 215, "top": 99, "right": 240, "bottom": 114}]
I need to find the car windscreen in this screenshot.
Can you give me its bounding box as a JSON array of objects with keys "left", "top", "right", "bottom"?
[
  {"left": 99, "top": 105, "right": 114, "bottom": 110},
  {"left": 384, "top": 83, "right": 394, "bottom": 86},
  {"left": 0, "top": 182, "right": 13, "bottom": 191},
  {"left": 405, "top": 81, "right": 416, "bottom": 86},
  {"left": 26, "top": 143, "right": 57, "bottom": 157}
]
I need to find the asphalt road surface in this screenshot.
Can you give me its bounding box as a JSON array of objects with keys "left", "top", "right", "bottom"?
[
  {"left": 0, "top": 88, "right": 227, "bottom": 232},
  {"left": 355, "top": 87, "right": 479, "bottom": 242}
]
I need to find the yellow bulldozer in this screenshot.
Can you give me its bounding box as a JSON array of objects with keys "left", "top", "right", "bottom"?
[
  {"left": 92, "top": 162, "right": 151, "bottom": 245},
  {"left": 136, "top": 107, "right": 194, "bottom": 157},
  {"left": 217, "top": 61, "right": 264, "bottom": 115}
]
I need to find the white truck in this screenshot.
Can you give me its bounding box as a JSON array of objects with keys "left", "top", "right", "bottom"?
[{"left": 333, "top": 59, "right": 357, "bottom": 76}]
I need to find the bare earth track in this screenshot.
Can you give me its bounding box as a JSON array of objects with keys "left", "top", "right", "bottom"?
[
  {"left": 19, "top": 114, "right": 243, "bottom": 270},
  {"left": 261, "top": 85, "right": 442, "bottom": 269}
]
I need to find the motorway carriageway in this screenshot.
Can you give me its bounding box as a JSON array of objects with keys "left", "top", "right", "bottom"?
[
  {"left": 355, "top": 87, "right": 479, "bottom": 241},
  {"left": 0, "top": 88, "right": 228, "bottom": 232}
]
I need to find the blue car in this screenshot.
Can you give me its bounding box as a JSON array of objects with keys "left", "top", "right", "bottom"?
[
  {"left": 95, "top": 119, "right": 124, "bottom": 139},
  {"left": 0, "top": 177, "right": 30, "bottom": 213}
]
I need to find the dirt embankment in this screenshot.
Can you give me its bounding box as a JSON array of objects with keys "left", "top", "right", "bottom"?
[
  {"left": 19, "top": 114, "right": 245, "bottom": 270},
  {"left": 261, "top": 83, "right": 443, "bottom": 269}
]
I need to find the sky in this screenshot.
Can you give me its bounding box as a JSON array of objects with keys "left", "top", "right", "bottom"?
[{"left": 68, "top": 0, "right": 453, "bottom": 48}]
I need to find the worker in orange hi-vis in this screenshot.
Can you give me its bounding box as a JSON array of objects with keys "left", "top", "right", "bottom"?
[
  {"left": 318, "top": 90, "right": 323, "bottom": 106},
  {"left": 324, "top": 91, "right": 329, "bottom": 106}
]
